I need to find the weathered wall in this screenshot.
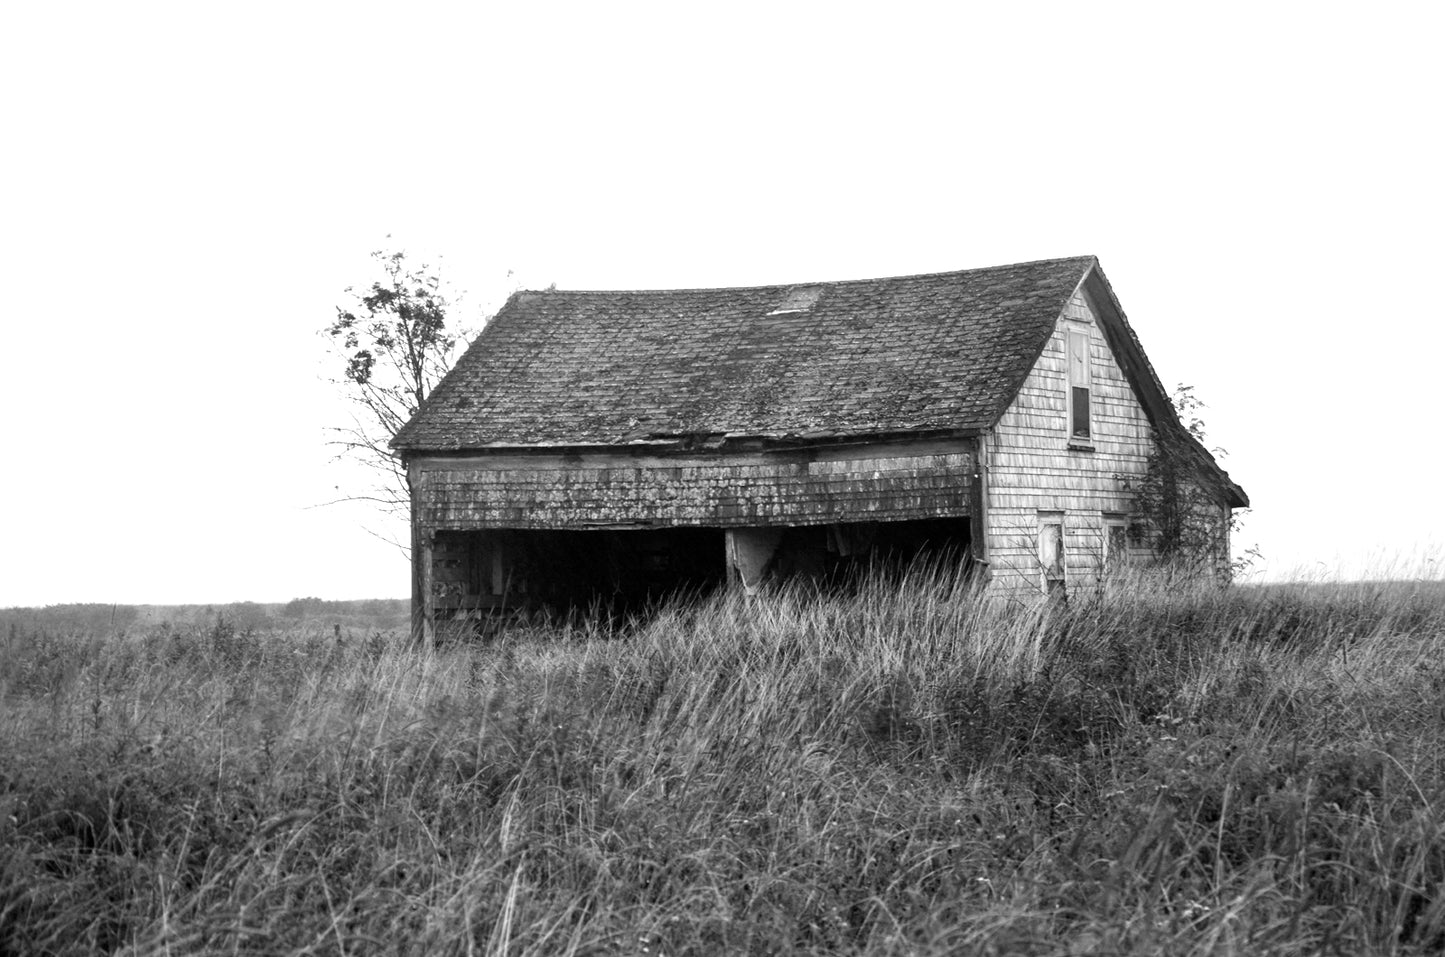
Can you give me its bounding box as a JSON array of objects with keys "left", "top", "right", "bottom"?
[
  {"left": 409, "top": 441, "right": 975, "bottom": 532},
  {"left": 984, "top": 286, "right": 1155, "bottom": 595}
]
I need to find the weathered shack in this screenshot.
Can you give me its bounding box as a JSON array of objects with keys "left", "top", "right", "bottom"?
[{"left": 391, "top": 256, "right": 1246, "bottom": 636}]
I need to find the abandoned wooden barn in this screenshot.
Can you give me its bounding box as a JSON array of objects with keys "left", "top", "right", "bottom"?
[{"left": 391, "top": 255, "right": 1247, "bottom": 636}]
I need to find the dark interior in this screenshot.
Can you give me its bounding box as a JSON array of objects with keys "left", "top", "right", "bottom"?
[
  {"left": 434, "top": 517, "right": 973, "bottom": 621},
  {"left": 509, "top": 527, "right": 727, "bottom": 613},
  {"left": 772, "top": 518, "right": 974, "bottom": 589}
]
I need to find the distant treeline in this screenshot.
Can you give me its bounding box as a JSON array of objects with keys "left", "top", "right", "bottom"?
[{"left": 0, "top": 598, "right": 410, "bottom": 637}]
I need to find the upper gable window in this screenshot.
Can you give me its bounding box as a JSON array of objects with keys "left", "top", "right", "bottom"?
[
  {"left": 767, "top": 285, "right": 823, "bottom": 315},
  {"left": 1067, "top": 327, "right": 1092, "bottom": 442}
]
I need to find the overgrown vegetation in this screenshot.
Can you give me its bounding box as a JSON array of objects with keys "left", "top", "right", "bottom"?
[
  {"left": 4, "top": 572, "right": 1445, "bottom": 954},
  {"left": 1133, "top": 385, "right": 1251, "bottom": 575}
]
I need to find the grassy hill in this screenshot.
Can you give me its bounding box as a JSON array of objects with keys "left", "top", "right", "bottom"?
[{"left": 4, "top": 573, "right": 1445, "bottom": 954}]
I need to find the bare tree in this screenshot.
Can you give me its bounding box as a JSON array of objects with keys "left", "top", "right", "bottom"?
[{"left": 324, "top": 246, "right": 472, "bottom": 525}]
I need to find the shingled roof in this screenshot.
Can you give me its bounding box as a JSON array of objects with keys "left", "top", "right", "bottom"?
[{"left": 392, "top": 255, "right": 1100, "bottom": 451}]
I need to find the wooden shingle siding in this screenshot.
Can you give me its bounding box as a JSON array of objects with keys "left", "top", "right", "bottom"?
[
  {"left": 985, "top": 288, "right": 1154, "bottom": 593},
  {"left": 412, "top": 443, "right": 975, "bottom": 532}
]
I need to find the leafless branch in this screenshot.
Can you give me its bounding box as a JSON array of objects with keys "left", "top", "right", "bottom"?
[{"left": 322, "top": 245, "right": 481, "bottom": 546}]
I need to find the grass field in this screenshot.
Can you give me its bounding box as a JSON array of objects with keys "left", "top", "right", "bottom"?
[{"left": 5, "top": 571, "right": 1445, "bottom": 955}]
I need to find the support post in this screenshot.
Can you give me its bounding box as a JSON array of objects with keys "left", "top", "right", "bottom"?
[
  {"left": 969, "top": 433, "right": 992, "bottom": 583},
  {"left": 724, "top": 527, "right": 783, "bottom": 595},
  {"left": 419, "top": 534, "right": 435, "bottom": 644},
  {"left": 408, "top": 461, "right": 435, "bottom": 645}
]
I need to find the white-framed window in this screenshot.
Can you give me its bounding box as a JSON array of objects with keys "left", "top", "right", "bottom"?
[
  {"left": 1067, "top": 327, "right": 1092, "bottom": 443},
  {"left": 1103, "top": 513, "right": 1129, "bottom": 569},
  {"left": 1038, "top": 511, "right": 1066, "bottom": 597}
]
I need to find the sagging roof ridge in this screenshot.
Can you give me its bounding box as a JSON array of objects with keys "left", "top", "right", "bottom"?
[{"left": 511, "top": 254, "right": 1099, "bottom": 298}]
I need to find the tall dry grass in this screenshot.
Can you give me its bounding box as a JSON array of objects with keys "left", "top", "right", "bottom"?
[{"left": 4, "top": 569, "right": 1445, "bottom": 955}]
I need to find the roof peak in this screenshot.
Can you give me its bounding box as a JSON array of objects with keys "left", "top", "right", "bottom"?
[{"left": 516, "top": 254, "right": 1097, "bottom": 298}]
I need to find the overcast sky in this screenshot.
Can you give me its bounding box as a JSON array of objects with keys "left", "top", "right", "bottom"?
[{"left": 2, "top": 2, "right": 1441, "bottom": 606}]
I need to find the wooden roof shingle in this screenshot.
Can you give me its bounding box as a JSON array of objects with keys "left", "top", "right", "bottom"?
[{"left": 392, "top": 255, "right": 1098, "bottom": 451}]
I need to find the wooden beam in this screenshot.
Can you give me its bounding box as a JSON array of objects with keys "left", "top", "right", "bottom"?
[
  {"left": 420, "top": 534, "right": 435, "bottom": 645},
  {"left": 404, "top": 435, "right": 979, "bottom": 474},
  {"left": 409, "top": 461, "right": 435, "bottom": 646},
  {"left": 970, "top": 431, "right": 991, "bottom": 580},
  {"left": 409, "top": 463, "right": 424, "bottom": 644}
]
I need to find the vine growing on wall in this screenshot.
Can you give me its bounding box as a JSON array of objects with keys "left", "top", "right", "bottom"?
[{"left": 1131, "top": 385, "right": 1255, "bottom": 576}]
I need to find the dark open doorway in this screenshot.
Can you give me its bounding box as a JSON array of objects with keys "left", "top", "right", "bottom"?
[
  {"left": 766, "top": 517, "right": 974, "bottom": 589},
  {"left": 431, "top": 517, "right": 973, "bottom": 626},
  {"left": 432, "top": 527, "right": 727, "bottom": 620}
]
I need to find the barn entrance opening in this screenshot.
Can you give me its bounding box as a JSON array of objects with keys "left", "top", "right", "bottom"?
[
  {"left": 430, "top": 517, "right": 974, "bottom": 626},
  {"left": 731, "top": 518, "right": 974, "bottom": 592},
  {"left": 431, "top": 527, "right": 728, "bottom": 620}
]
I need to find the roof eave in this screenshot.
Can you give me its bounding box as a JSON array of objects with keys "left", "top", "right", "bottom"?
[{"left": 393, "top": 425, "right": 985, "bottom": 458}]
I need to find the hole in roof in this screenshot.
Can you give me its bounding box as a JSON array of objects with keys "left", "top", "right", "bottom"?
[{"left": 767, "top": 285, "right": 824, "bottom": 315}]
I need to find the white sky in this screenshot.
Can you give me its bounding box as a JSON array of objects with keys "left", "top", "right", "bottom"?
[{"left": 3, "top": 2, "right": 1442, "bottom": 606}]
